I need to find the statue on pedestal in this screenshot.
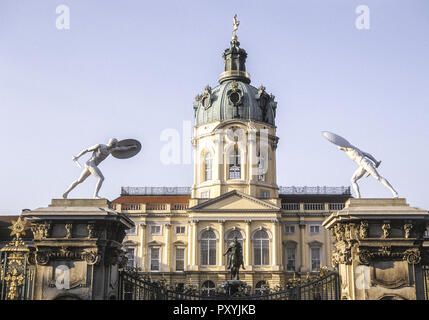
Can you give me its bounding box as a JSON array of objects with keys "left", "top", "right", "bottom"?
[
  {"left": 224, "top": 236, "right": 245, "bottom": 280},
  {"left": 322, "top": 131, "right": 398, "bottom": 198},
  {"left": 63, "top": 138, "right": 141, "bottom": 199}
]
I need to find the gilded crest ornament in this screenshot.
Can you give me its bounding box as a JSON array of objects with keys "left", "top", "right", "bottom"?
[{"left": 8, "top": 217, "right": 28, "bottom": 238}]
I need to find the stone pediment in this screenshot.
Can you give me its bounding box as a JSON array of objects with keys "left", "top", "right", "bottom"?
[{"left": 190, "top": 190, "right": 280, "bottom": 212}]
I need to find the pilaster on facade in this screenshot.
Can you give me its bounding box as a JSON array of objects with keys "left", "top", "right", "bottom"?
[
  {"left": 218, "top": 220, "right": 225, "bottom": 268},
  {"left": 245, "top": 219, "right": 252, "bottom": 270},
  {"left": 140, "top": 222, "right": 147, "bottom": 271},
  {"left": 299, "top": 222, "right": 306, "bottom": 272},
  {"left": 164, "top": 223, "right": 171, "bottom": 272}
]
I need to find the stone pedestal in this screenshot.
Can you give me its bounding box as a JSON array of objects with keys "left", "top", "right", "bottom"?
[
  {"left": 21, "top": 199, "right": 134, "bottom": 300},
  {"left": 323, "top": 198, "right": 429, "bottom": 300}
]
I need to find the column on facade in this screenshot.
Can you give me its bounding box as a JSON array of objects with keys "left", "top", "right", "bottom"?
[
  {"left": 218, "top": 220, "right": 225, "bottom": 266},
  {"left": 214, "top": 134, "right": 223, "bottom": 183},
  {"left": 192, "top": 138, "right": 199, "bottom": 195},
  {"left": 165, "top": 223, "right": 171, "bottom": 272},
  {"left": 140, "top": 223, "right": 147, "bottom": 271},
  {"left": 324, "top": 224, "right": 331, "bottom": 267},
  {"left": 245, "top": 220, "right": 251, "bottom": 267},
  {"left": 271, "top": 143, "right": 278, "bottom": 189},
  {"left": 247, "top": 130, "right": 257, "bottom": 185},
  {"left": 299, "top": 220, "right": 305, "bottom": 272},
  {"left": 192, "top": 220, "right": 199, "bottom": 266},
  {"left": 271, "top": 219, "right": 278, "bottom": 266},
  {"left": 187, "top": 221, "right": 192, "bottom": 268},
  {"left": 278, "top": 221, "right": 283, "bottom": 269}
]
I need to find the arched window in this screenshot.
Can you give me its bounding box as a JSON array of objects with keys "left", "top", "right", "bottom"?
[
  {"left": 253, "top": 229, "right": 269, "bottom": 265},
  {"left": 228, "top": 145, "right": 241, "bottom": 179},
  {"left": 204, "top": 152, "right": 212, "bottom": 181},
  {"left": 254, "top": 280, "right": 268, "bottom": 295},
  {"left": 200, "top": 230, "right": 216, "bottom": 266},
  {"left": 226, "top": 229, "right": 243, "bottom": 249},
  {"left": 201, "top": 280, "right": 216, "bottom": 296}
]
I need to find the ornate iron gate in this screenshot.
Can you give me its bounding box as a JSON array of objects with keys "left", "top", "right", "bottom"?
[
  {"left": 0, "top": 218, "right": 35, "bottom": 300},
  {"left": 118, "top": 271, "right": 341, "bottom": 300}
]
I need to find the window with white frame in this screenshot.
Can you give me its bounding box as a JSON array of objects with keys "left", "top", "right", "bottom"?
[
  {"left": 150, "top": 247, "right": 160, "bottom": 271},
  {"left": 176, "top": 226, "right": 186, "bottom": 235},
  {"left": 200, "top": 229, "right": 216, "bottom": 266},
  {"left": 150, "top": 225, "right": 161, "bottom": 235},
  {"left": 309, "top": 225, "right": 321, "bottom": 234},
  {"left": 175, "top": 248, "right": 185, "bottom": 271},
  {"left": 125, "top": 248, "right": 136, "bottom": 268},
  {"left": 310, "top": 247, "right": 321, "bottom": 272},
  {"left": 284, "top": 225, "right": 296, "bottom": 234},
  {"left": 285, "top": 247, "right": 296, "bottom": 272},
  {"left": 204, "top": 152, "right": 212, "bottom": 181},
  {"left": 253, "top": 229, "right": 270, "bottom": 266},
  {"left": 228, "top": 145, "right": 241, "bottom": 179}
]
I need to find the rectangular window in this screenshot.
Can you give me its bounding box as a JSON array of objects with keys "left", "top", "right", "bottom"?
[
  {"left": 200, "top": 191, "right": 209, "bottom": 199},
  {"left": 309, "top": 225, "right": 320, "bottom": 234},
  {"left": 126, "top": 226, "right": 136, "bottom": 235},
  {"left": 310, "top": 247, "right": 321, "bottom": 272},
  {"left": 150, "top": 248, "right": 160, "bottom": 271},
  {"left": 260, "top": 190, "right": 270, "bottom": 199},
  {"left": 201, "top": 240, "right": 216, "bottom": 265},
  {"left": 254, "top": 240, "right": 269, "bottom": 265},
  {"left": 284, "top": 225, "right": 296, "bottom": 234},
  {"left": 176, "top": 248, "right": 185, "bottom": 271},
  {"left": 286, "top": 247, "right": 296, "bottom": 272},
  {"left": 176, "top": 226, "right": 186, "bottom": 235},
  {"left": 125, "top": 248, "right": 135, "bottom": 268},
  {"left": 229, "top": 148, "right": 241, "bottom": 179},
  {"left": 150, "top": 225, "right": 161, "bottom": 235}
]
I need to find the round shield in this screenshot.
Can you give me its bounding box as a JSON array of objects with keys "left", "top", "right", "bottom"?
[
  {"left": 111, "top": 139, "right": 142, "bottom": 159},
  {"left": 321, "top": 131, "right": 353, "bottom": 148}
]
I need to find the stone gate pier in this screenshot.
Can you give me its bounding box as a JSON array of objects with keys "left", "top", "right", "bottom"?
[
  {"left": 21, "top": 199, "right": 134, "bottom": 300},
  {"left": 323, "top": 198, "right": 429, "bottom": 300}
]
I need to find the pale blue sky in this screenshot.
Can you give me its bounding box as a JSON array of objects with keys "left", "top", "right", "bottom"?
[{"left": 0, "top": 0, "right": 428, "bottom": 214}]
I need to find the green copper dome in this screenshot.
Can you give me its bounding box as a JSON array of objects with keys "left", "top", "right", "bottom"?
[{"left": 193, "top": 40, "right": 277, "bottom": 127}]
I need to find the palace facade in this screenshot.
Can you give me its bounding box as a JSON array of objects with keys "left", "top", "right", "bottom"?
[{"left": 113, "top": 26, "right": 352, "bottom": 292}]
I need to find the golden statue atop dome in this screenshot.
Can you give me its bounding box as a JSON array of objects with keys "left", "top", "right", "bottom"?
[{"left": 232, "top": 14, "right": 240, "bottom": 41}]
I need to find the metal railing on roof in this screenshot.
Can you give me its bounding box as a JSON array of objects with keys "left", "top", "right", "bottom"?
[
  {"left": 278, "top": 186, "right": 351, "bottom": 195},
  {"left": 121, "top": 186, "right": 351, "bottom": 196},
  {"left": 121, "top": 187, "right": 192, "bottom": 196}
]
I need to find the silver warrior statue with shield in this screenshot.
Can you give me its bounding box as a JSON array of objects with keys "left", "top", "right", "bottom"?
[
  {"left": 63, "top": 138, "right": 141, "bottom": 199},
  {"left": 322, "top": 131, "right": 398, "bottom": 198}
]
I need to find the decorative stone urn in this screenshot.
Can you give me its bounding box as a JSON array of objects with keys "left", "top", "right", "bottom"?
[
  {"left": 21, "top": 199, "right": 134, "bottom": 300},
  {"left": 323, "top": 198, "right": 429, "bottom": 300}
]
